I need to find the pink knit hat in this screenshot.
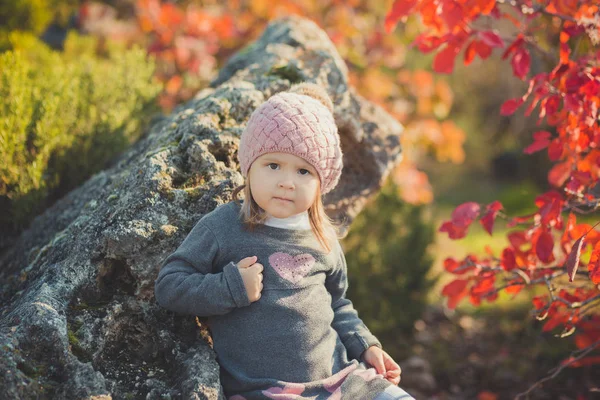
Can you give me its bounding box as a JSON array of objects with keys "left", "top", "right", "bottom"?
[{"left": 238, "top": 83, "right": 343, "bottom": 195}]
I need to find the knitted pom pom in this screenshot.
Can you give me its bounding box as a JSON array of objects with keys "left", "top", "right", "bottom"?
[{"left": 287, "top": 82, "right": 334, "bottom": 113}]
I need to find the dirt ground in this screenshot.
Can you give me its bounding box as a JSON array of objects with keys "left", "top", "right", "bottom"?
[{"left": 399, "top": 305, "right": 600, "bottom": 400}]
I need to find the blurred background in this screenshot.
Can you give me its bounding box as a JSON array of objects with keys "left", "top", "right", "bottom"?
[{"left": 1, "top": 0, "right": 593, "bottom": 398}]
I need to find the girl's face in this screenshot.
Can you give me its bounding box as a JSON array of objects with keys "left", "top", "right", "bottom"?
[{"left": 248, "top": 152, "right": 320, "bottom": 218}]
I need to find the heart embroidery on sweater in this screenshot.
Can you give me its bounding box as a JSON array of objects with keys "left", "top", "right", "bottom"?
[{"left": 269, "top": 252, "right": 315, "bottom": 284}]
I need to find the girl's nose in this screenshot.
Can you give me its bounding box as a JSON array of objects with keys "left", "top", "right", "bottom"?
[{"left": 278, "top": 179, "right": 294, "bottom": 189}]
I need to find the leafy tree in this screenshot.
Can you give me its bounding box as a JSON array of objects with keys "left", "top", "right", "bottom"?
[{"left": 385, "top": 0, "right": 600, "bottom": 396}]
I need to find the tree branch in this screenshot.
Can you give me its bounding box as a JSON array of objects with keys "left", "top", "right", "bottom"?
[{"left": 515, "top": 338, "right": 600, "bottom": 399}]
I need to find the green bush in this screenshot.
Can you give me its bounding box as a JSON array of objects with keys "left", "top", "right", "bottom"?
[
  {"left": 0, "top": 32, "right": 162, "bottom": 231},
  {"left": 0, "top": 0, "right": 78, "bottom": 48},
  {"left": 342, "top": 177, "right": 437, "bottom": 358}
]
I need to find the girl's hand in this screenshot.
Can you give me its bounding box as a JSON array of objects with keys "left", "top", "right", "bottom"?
[
  {"left": 361, "top": 346, "right": 402, "bottom": 385},
  {"left": 236, "top": 256, "right": 264, "bottom": 302}
]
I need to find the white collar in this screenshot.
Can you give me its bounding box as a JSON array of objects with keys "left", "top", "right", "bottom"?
[{"left": 264, "top": 211, "right": 311, "bottom": 230}]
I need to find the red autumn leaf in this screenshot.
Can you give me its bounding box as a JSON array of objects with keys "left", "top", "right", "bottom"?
[
  {"left": 440, "top": 0, "right": 464, "bottom": 32},
  {"left": 501, "top": 248, "right": 517, "bottom": 271},
  {"left": 536, "top": 230, "right": 555, "bottom": 263},
  {"left": 502, "top": 35, "right": 524, "bottom": 60},
  {"left": 471, "top": 273, "right": 496, "bottom": 297},
  {"left": 543, "top": 310, "right": 567, "bottom": 332},
  {"left": 464, "top": 40, "right": 478, "bottom": 65},
  {"left": 444, "top": 257, "right": 460, "bottom": 273},
  {"left": 434, "top": 42, "right": 461, "bottom": 74},
  {"left": 478, "top": 30, "right": 504, "bottom": 48},
  {"left": 413, "top": 34, "right": 445, "bottom": 53},
  {"left": 566, "top": 235, "right": 586, "bottom": 282},
  {"left": 524, "top": 130, "right": 552, "bottom": 154},
  {"left": 548, "top": 161, "right": 572, "bottom": 187},
  {"left": 507, "top": 213, "right": 536, "bottom": 228},
  {"left": 548, "top": 139, "right": 563, "bottom": 161},
  {"left": 550, "top": 0, "right": 579, "bottom": 15},
  {"left": 560, "top": 31, "right": 571, "bottom": 64},
  {"left": 480, "top": 200, "right": 503, "bottom": 235},
  {"left": 537, "top": 192, "right": 563, "bottom": 226},
  {"left": 508, "top": 231, "right": 529, "bottom": 251},
  {"left": 500, "top": 97, "right": 524, "bottom": 115},
  {"left": 532, "top": 295, "right": 548, "bottom": 311},
  {"left": 474, "top": 40, "right": 492, "bottom": 59},
  {"left": 542, "top": 94, "right": 561, "bottom": 117},
  {"left": 439, "top": 221, "right": 468, "bottom": 239},
  {"left": 452, "top": 202, "right": 481, "bottom": 226},
  {"left": 442, "top": 279, "right": 470, "bottom": 309},
  {"left": 566, "top": 177, "right": 584, "bottom": 195},
  {"left": 511, "top": 48, "right": 531, "bottom": 79},
  {"left": 384, "top": 0, "right": 418, "bottom": 33},
  {"left": 476, "top": 0, "right": 496, "bottom": 14},
  {"left": 505, "top": 283, "right": 524, "bottom": 295}
]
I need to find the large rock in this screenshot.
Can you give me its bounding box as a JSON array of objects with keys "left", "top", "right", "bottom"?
[{"left": 0, "top": 15, "right": 403, "bottom": 399}]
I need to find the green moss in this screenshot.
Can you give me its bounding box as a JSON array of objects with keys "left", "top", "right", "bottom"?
[
  {"left": 70, "top": 300, "right": 110, "bottom": 311},
  {"left": 266, "top": 64, "right": 304, "bottom": 83},
  {"left": 184, "top": 187, "right": 203, "bottom": 200},
  {"left": 67, "top": 329, "right": 80, "bottom": 347},
  {"left": 67, "top": 326, "right": 91, "bottom": 362}
]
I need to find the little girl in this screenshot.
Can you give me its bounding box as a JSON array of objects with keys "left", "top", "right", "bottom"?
[{"left": 155, "top": 83, "right": 415, "bottom": 400}]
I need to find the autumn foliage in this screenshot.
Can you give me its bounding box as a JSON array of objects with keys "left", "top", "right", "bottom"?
[
  {"left": 385, "top": 0, "right": 600, "bottom": 384},
  {"left": 76, "top": 0, "right": 467, "bottom": 206}
]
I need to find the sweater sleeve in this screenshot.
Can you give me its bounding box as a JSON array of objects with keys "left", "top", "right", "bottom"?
[
  {"left": 325, "top": 241, "right": 382, "bottom": 361},
  {"left": 154, "top": 220, "right": 250, "bottom": 316}
]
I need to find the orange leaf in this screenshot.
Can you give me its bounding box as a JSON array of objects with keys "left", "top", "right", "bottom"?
[
  {"left": 442, "top": 279, "right": 470, "bottom": 309},
  {"left": 464, "top": 41, "right": 477, "bottom": 65},
  {"left": 524, "top": 131, "right": 552, "bottom": 154},
  {"left": 478, "top": 391, "right": 498, "bottom": 400},
  {"left": 476, "top": 0, "right": 496, "bottom": 15},
  {"left": 505, "top": 283, "right": 524, "bottom": 295},
  {"left": 165, "top": 75, "right": 182, "bottom": 95},
  {"left": 548, "top": 161, "right": 572, "bottom": 187},
  {"left": 384, "top": 0, "right": 418, "bottom": 33}
]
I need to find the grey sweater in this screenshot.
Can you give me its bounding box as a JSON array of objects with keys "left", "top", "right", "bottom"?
[{"left": 155, "top": 201, "right": 397, "bottom": 399}]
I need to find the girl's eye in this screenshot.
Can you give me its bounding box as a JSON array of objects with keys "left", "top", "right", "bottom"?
[
  {"left": 299, "top": 169, "right": 311, "bottom": 176},
  {"left": 268, "top": 163, "right": 279, "bottom": 170}
]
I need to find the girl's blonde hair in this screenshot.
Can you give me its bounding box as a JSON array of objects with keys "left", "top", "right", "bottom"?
[{"left": 232, "top": 175, "right": 341, "bottom": 253}]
